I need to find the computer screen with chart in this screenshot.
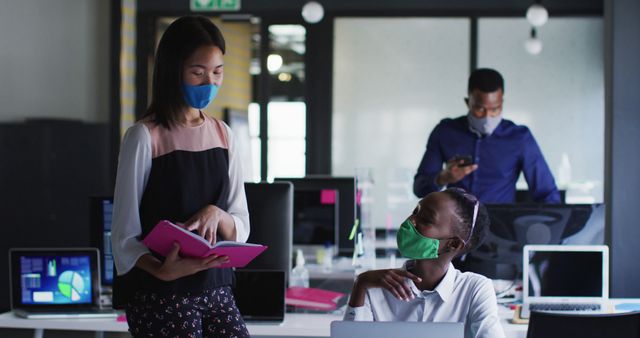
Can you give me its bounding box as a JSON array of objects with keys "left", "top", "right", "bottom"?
[
  {"left": 456, "top": 203, "right": 605, "bottom": 279},
  {"left": 16, "top": 253, "right": 93, "bottom": 305},
  {"left": 10, "top": 248, "right": 100, "bottom": 309}
]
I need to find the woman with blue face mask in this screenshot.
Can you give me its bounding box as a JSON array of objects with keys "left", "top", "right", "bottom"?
[
  {"left": 344, "top": 188, "right": 505, "bottom": 338},
  {"left": 110, "top": 16, "right": 250, "bottom": 338}
]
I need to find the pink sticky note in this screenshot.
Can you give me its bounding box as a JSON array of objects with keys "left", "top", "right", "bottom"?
[{"left": 320, "top": 189, "right": 336, "bottom": 205}]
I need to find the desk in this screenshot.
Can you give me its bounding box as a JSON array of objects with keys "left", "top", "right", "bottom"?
[
  {"left": 1, "top": 300, "right": 639, "bottom": 338},
  {"left": 0, "top": 312, "right": 342, "bottom": 338},
  {"left": 0, "top": 311, "right": 124, "bottom": 338},
  {"left": 0, "top": 310, "right": 522, "bottom": 338}
]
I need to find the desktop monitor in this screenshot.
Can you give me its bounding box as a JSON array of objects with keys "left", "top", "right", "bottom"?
[
  {"left": 243, "top": 182, "right": 293, "bottom": 282},
  {"left": 456, "top": 203, "right": 605, "bottom": 280},
  {"left": 292, "top": 188, "right": 339, "bottom": 246},
  {"left": 89, "top": 196, "right": 114, "bottom": 286},
  {"left": 275, "top": 176, "right": 356, "bottom": 257}
]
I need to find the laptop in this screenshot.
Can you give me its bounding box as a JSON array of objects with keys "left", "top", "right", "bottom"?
[
  {"left": 521, "top": 244, "right": 609, "bottom": 319},
  {"left": 232, "top": 269, "right": 285, "bottom": 323},
  {"left": 331, "top": 321, "right": 464, "bottom": 338},
  {"left": 9, "top": 248, "right": 119, "bottom": 319}
]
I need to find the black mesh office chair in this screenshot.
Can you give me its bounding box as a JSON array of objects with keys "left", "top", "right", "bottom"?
[{"left": 527, "top": 311, "right": 640, "bottom": 338}]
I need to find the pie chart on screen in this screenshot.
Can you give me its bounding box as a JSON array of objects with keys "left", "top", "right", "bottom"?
[{"left": 58, "top": 271, "right": 85, "bottom": 301}]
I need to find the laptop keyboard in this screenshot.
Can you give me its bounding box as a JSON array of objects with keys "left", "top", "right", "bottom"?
[{"left": 530, "top": 303, "right": 601, "bottom": 312}]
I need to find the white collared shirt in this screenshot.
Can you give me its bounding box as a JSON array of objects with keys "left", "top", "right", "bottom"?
[{"left": 343, "top": 262, "right": 505, "bottom": 338}]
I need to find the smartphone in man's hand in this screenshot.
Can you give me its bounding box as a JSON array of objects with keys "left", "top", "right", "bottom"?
[{"left": 452, "top": 155, "right": 474, "bottom": 167}]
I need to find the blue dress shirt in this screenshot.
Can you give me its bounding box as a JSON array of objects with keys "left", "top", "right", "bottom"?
[{"left": 413, "top": 116, "right": 560, "bottom": 203}]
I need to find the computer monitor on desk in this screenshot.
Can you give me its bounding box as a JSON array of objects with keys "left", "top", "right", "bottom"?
[
  {"left": 456, "top": 203, "right": 605, "bottom": 280},
  {"left": 275, "top": 177, "right": 356, "bottom": 258},
  {"left": 89, "top": 196, "right": 114, "bottom": 287},
  {"left": 243, "top": 182, "right": 293, "bottom": 282},
  {"left": 292, "top": 188, "right": 339, "bottom": 253}
]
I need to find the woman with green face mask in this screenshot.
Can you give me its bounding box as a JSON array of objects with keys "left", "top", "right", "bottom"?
[{"left": 344, "top": 188, "right": 505, "bottom": 338}]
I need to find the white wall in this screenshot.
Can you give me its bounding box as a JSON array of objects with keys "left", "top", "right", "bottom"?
[{"left": 0, "top": 0, "right": 110, "bottom": 122}]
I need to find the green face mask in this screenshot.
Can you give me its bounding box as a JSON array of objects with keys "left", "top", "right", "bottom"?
[{"left": 396, "top": 218, "right": 440, "bottom": 260}]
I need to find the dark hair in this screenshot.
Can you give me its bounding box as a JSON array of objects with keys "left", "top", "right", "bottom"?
[
  {"left": 142, "top": 16, "right": 226, "bottom": 129},
  {"left": 442, "top": 188, "right": 489, "bottom": 254},
  {"left": 467, "top": 68, "right": 504, "bottom": 94}
]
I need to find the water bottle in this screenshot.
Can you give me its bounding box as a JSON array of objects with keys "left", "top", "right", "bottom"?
[
  {"left": 322, "top": 242, "right": 334, "bottom": 273},
  {"left": 290, "top": 249, "right": 310, "bottom": 288}
]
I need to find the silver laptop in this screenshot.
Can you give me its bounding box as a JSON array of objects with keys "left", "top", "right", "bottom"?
[
  {"left": 521, "top": 245, "right": 609, "bottom": 318},
  {"left": 9, "top": 248, "right": 119, "bottom": 319},
  {"left": 331, "top": 321, "right": 464, "bottom": 338}
]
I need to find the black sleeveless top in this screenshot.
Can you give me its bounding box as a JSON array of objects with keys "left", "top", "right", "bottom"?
[{"left": 113, "top": 116, "right": 235, "bottom": 308}]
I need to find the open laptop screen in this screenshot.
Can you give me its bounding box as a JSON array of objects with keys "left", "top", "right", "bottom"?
[
  {"left": 232, "top": 270, "right": 285, "bottom": 322},
  {"left": 526, "top": 247, "right": 605, "bottom": 298},
  {"left": 10, "top": 248, "right": 100, "bottom": 309}
]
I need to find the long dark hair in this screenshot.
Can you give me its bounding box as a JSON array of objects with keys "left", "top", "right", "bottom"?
[{"left": 142, "top": 16, "right": 226, "bottom": 129}]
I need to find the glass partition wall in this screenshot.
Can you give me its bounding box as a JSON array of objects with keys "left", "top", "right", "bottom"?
[
  {"left": 332, "top": 17, "right": 604, "bottom": 230},
  {"left": 478, "top": 17, "right": 604, "bottom": 204},
  {"left": 146, "top": 15, "right": 604, "bottom": 216},
  {"left": 332, "top": 18, "right": 472, "bottom": 231}
]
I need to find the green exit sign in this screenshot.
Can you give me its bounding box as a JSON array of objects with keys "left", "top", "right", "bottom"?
[{"left": 190, "top": 0, "right": 241, "bottom": 11}]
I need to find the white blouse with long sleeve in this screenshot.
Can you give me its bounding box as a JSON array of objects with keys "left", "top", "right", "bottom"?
[{"left": 110, "top": 117, "right": 250, "bottom": 276}]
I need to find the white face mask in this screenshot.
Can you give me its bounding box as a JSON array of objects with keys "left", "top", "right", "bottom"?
[{"left": 467, "top": 113, "right": 502, "bottom": 135}]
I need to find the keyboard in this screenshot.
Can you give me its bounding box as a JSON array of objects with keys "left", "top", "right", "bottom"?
[{"left": 529, "top": 303, "right": 601, "bottom": 312}]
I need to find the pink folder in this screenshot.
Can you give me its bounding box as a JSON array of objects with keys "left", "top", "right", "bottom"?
[
  {"left": 142, "top": 220, "right": 268, "bottom": 268},
  {"left": 285, "top": 287, "right": 345, "bottom": 310}
]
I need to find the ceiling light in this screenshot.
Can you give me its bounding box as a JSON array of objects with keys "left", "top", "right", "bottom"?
[
  {"left": 526, "top": 3, "right": 549, "bottom": 27},
  {"left": 524, "top": 28, "right": 543, "bottom": 55},
  {"left": 278, "top": 73, "right": 292, "bottom": 82},
  {"left": 302, "top": 1, "right": 324, "bottom": 24},
  {"left": 249, "top": 59, "right": 261, "bottom": 75},
  {"left": 267, "top": 54, "right": 283, "bottom": 73}
]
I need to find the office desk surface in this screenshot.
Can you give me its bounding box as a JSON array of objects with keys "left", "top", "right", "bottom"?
[
  {"left": 2, "top": 299, "right": 639, "bottom": 338},
  {"left": 0, "top": 312, "right": 341, "bottom": 337},
  {"left": 0, "top": 310, "right": 520, "bottom": 338}
]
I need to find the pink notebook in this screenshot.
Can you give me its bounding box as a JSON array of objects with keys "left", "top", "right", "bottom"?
[
  {"left": 142, "top": 220, "right": 268, "bottom": 268},
  {"left": 285, "top": 287, "right": 345, "bottom": 310}
]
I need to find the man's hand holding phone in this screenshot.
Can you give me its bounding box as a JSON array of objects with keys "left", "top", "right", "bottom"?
[
  {"left": 436, "top": 155, "right": 478, "bottom": 186},
  {"left": 453, "top": 155, "right": 474, "bottom": 167}
]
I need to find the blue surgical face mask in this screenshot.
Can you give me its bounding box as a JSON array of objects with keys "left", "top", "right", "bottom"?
[
  {"left": 182, "top": 83, "right": 219, "bottom": 109},
  {"left": 467, "top": 112, "right": 502, "bottom": 136}
]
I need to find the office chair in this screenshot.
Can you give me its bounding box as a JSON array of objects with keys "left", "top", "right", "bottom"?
[{"left": 527, "top": 311, "right": 640, "bottom": 338}]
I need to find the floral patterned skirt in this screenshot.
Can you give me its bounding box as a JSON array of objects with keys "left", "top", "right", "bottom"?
[{"left": 126, "top": 286, "right": 250, "bottom": 338}]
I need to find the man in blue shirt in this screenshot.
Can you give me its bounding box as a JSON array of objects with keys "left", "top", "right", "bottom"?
[{"left": 413, "top": 68, "right": 560, "bottom": 203}]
